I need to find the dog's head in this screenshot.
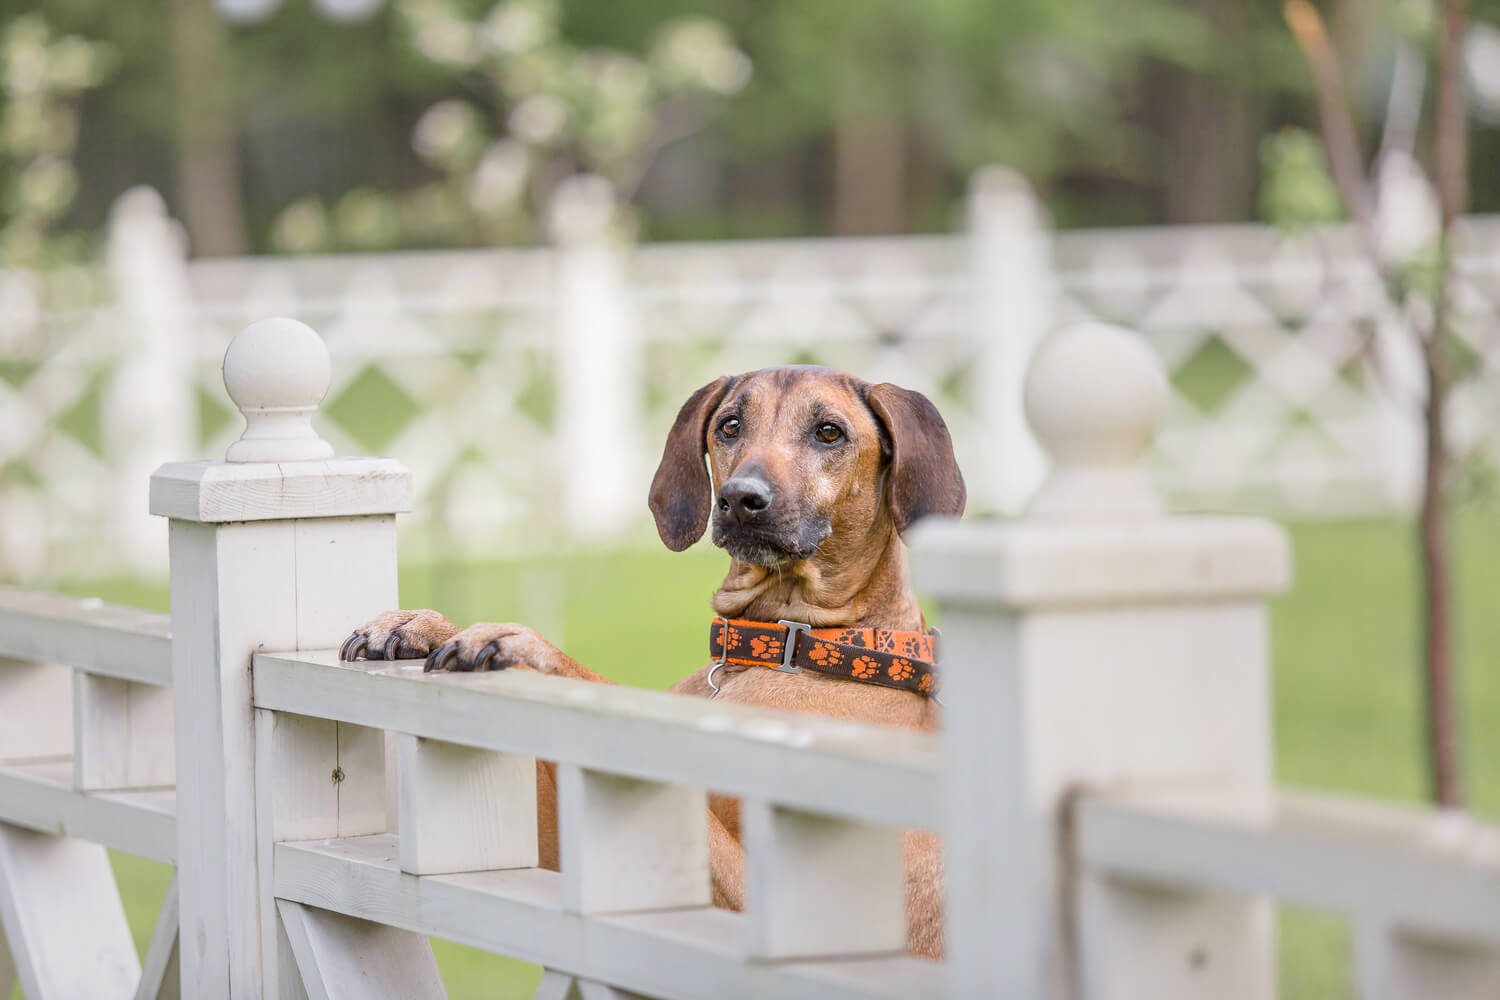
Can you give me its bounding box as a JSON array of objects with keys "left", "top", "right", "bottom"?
[{"left": 648, "top": 366, "right": 966, "bottom": 566}]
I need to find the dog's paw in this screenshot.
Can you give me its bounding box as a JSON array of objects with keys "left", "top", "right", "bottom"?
[
  {"left": 340, "top": 609, "right": 460, "bottom": 662},
  {"left": 422, "top": 622, "right": 561, "bottom": 674}
]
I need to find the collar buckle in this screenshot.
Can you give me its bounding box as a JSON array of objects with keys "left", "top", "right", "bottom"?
[{"left": 776, "top": 620, "right": 811, "bottom": 673}]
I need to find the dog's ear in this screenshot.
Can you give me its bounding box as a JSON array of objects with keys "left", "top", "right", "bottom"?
[
  {"left": 649, "top": 376, "right": 734, "bottom": 551},
  {"left": 864, "top": 382, "right": 967, "bottom": 535}
]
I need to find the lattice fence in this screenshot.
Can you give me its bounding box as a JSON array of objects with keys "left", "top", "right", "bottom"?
[{"left": 3, "top": 175, "right": 1500, "bottom": 582}]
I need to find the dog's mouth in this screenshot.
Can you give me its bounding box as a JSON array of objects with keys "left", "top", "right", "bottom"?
[{"left": 711, "top": 517, "right": 830, "bottom": 568}]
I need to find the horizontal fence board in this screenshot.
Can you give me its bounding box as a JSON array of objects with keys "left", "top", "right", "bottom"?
[
  {"left": 275, "top": 835, "right": 941, "bottom": 1000},
  {"left": 253, "top": 652, "right": 940, "bottom": 829},
  {"left": 1078, "top": 786, "right": 1500, "bottom": 945},
  {"left": 0, "top": 761, "right": 175, "bottom": 864},
  {"left": 0, "top": 589, "right": 171, "bottom": 686}
]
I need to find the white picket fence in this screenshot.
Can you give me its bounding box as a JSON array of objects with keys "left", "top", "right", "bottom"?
[
  {"left": 6, "top": 169, "right": 1500, "bottom": 582},
  {"left": 0, "top": 315, "right": 1496, "bottom": 999}
]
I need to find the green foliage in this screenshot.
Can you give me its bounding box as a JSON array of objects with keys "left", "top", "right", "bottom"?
[
  {"left": 0, "top": 13, "right": 115, "bottom": 268},
  {"left": 1257, "top": 127, "right": 1343, "bottom": 230}
]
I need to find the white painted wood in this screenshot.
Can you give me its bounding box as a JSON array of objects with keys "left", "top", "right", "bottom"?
[
  {"left": 397, "top": 735, "right": 537, "bottom": 876},
  {"left": 220, "top": 318, "right": 336, "bottom": 464},
  {"left": 556, "top": 765, "right": 707, "bottom": 914},
  {"left": 908, "top": 327, "right": 1285, "bottom": 1000},
  {"left": 259, "top": 712, "right": 388, "bottom": 843},
  {"left": 1356, "top": 922, "right": 1500, "bottom": 1000},
  {"left": 275, "top": 906, "right": 311, "bottom": 1000},
  {"left": 275, "top": 835, "right": 943, "bottom": 1000},
  {"left": 0, "top": 823, "right": 140, "bottom": 998},
  {"left": 253, "top": 652, "right": 940, "bottom": 829},
  {"left": 276, "top": 900, "right": 444, "bottom": 1000},
  {"left": 160, "top": 459, "right": 404, "bottom": 998},
  {"left": 968, "top": 166, "right": 1050, "bottom": 513},
  {"left": 1076, "top": 787, "right": 1500, "bottom": 945},
  {"left": 149, "top": 459, "right": 411, "bottom": 523},
  {"left": 534, "top": 969, "right": 651, "bottom": 1000},
  {"left": 0, "top": 761, "right": 175, "bottom": 863},
  {"left": 134, "top": 872, "right": 180, "bottom": 1000},
  {"left": 741, "top": 800, "right": 905, "bottom": 959},
  {"left": 0, "top": 656, "right": 72, "bottom": 762},
  {"left": 73, "top": 673, "right": 175, "bottom": 791},
  {"left": 165, "top": 518, "right": 293, "bottom": 1000},
  {"left": 0, "top": 590, "right": 171, "bottom": 686}
]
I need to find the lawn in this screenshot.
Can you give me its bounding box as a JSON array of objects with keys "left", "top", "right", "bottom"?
[{"left": 37, "top": 506, "right": 1500, "bottom": 1000}]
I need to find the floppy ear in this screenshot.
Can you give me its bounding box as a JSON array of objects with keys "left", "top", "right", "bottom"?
[
  {"left": 648, "top": 376, "right": 734, "bottom": 551},
  {"left": 864, "top": 382, "right": 967, "bottom": 535}
]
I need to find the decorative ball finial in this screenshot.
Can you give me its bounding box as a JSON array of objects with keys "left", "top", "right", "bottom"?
[
  {"left": 222, "top": 317, "right": 335, "bottom": 463},
  {"left": 1023, "top": 321, "right": 1168, "bottom": 518}
]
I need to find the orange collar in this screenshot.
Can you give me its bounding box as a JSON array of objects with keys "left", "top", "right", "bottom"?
[{"left": 708, "top": 616, "right": 938, "bottom": 697}]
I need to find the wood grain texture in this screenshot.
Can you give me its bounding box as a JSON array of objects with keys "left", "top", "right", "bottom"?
[
  {"left": 277, "top": 900, "right": 444, "bottom": 1000},
  {"left": 741, "top": 801, "right": 906, "bottom": 959},
  {"left": 253, "top": 652, "right": 939, "bottom": 829},
  {"left": 0, "top": 823, "right": 141, "bottom": 999},
  {"left": 0, "top": 760, "right": 175, "bottom": 863},
  {"left": 0, "top": 657, "right": 73, "bottom": 762},
  {"left": 275, "top": 835, "right": 942, "bottom": 1000},
  {"left": 1078, "top": 786, "right": 1500, "bottom": 945},
  {"left": 74, "top": 673, "right": 176, "bottom": 791},
  {"left": 0, "top": 590, "right": 170, "bottom": 686},
  {"left": 397, "top": 735, "right": 537, "bottom": 876},
  {"left": 557, "top": 766, "right": 708, "bottom": 915},
  {"left": 150, "top": 460, "right": 410, "bottom": 523}
]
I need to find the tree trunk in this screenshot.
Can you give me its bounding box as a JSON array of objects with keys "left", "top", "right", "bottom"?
[
  {"left": 1422, "top": 0, "right": 1468, "bottom": 809},
  {"left": 832, "top": 115, "right": 907, "bottom": 235},
  {"left": 168, "top": 0, "right": 247, "bottom": 256}
]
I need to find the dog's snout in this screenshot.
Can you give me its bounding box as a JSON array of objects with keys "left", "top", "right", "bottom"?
[{"left": 718, "top": 476, "right": 774, "bottom": 518}]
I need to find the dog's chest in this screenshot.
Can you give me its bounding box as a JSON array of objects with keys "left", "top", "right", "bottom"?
[{"left": 715, "top": 666, "right": 935, "bottom": 730}]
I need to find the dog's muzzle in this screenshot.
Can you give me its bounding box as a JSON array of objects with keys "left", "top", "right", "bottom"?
[{"left": 712, "top": 475, "right": 826, "bottom": 565}]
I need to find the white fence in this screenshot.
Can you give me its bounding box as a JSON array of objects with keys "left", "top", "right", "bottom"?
[
  {"left": 0, "top": 316, "right": 1496, "bottom": 999},
  {"left": 6, "top": 169, "right": 1500, "bottom": 582}
]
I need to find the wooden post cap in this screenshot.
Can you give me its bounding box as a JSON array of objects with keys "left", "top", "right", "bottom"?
[
  {"left": 222, "top": 317, "right": 336, "bottom": 463},
  {"left": 1023, "top": 322, "right": 1168, "bottom": 518}
]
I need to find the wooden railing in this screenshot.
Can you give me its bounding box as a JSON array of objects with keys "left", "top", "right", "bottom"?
[{"left": 0, "top": 314, "right": 1496, "bottom": 999}]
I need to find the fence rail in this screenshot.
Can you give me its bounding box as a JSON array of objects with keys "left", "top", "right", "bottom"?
[
  {"left": 7, "top": 167, "right": 1500, "bottom": 582},
  {"left": 0, "top": 313, "right": 1497, "bottom": 999}
]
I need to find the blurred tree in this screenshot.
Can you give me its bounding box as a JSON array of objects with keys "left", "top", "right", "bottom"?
[{"left": 0, "top": 12, "right": 115, "bottom": 269}]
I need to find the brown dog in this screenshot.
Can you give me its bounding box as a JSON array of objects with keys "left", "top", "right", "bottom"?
[{"left": 340, "top": 366, "right": 965, "bottom": 957}]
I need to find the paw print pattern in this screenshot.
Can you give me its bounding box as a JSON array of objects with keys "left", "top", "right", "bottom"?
[
  {"left": 887, "top": 658, "right": 914, "bottom": 681},
  {"left": 749, "top": 635, "right": 783, "bottom": 660},
  {"left": 723, "top": 625, "right": 742, "bottom": 649},
  {"left": 834, "top": 628, "right": 868, "bottom": 647},
  {"left": 808, "top": 642, "right": 843, "bottom": 666},
  {"left": 851, "top": 655, "right": 879, "bottom": 679},
  {"left": 919, "top": 673, "right": 934, "bottom": 693},
  {"left": 874, "top": 630, "right": 898, "bottom": 653},
  {"left": 902, "top": 635, "right": 928, "bottom": 659}
]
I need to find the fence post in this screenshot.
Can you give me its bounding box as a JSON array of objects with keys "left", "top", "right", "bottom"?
[
  {"left": 150, "top": 318, "right": 419, "bottom": 997},
  {"left": 106, "top": 187, "right": 197, "bottom": 574},
  {"left": 967, "top": 166, "right": 1051, "bottom": 515},
  {"left": 911, "top": 321, "right": 1288, "bottom": 999},
  {"left": 549, "top": 175, "right": 644, "bottom": 542}
]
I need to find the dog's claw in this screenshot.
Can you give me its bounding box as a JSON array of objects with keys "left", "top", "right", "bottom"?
[
  {"left": 425, "top": 645, "right": 457, "bottom": 672},
  {"left": 342, "top": 635, "right": 368, "bottom": 661},
  {"left": 383, "top": 633, "right": 403, "bottom": 661},
  {"left": 473, "top": 642, "right": 501, "bottom": 672}
]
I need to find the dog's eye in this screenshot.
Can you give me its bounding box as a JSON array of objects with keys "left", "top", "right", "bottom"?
[
  {"left": 718, "top": 416, "right": 741, "bottom": 440},
  {"left": 814, "top": 422, "right": 845, "bottom": 444}
]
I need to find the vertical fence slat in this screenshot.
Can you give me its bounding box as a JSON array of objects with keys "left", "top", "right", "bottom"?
[
  {"left": 740, "top": 800, "right": 906, "bottom": 960},
  {"left": 73, "top": 673, "right": 175, "bottom": 791},
  {"left": 1355, "top": 921, "right": 1500, "bottom": 1000},
  {"left": 396, "top": 735, "right": 538, "bottom": 876},
  {"left": 557, "top": 765, "right": 709, "bottom": 915}
]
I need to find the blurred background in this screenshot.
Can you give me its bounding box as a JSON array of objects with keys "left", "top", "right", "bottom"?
[{"left": 4, "top": 0, "right": 1500, "bottom": 996}]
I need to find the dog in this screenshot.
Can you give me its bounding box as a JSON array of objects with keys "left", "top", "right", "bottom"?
[{"left": 340, "top": 365, "right": 965, "bottom": 957}]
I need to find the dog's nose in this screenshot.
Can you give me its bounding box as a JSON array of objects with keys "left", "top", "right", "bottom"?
[{"left": 718, "top": 476, "right": 773, "bottom": 518}]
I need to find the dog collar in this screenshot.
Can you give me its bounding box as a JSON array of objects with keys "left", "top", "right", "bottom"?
[{"left": 708, "top": 616, "right": 938, "bottom": 697}]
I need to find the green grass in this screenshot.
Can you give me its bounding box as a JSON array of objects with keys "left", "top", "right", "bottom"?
[{"left": 45, "top": 508, "right": 1500, "bottom": 999}]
